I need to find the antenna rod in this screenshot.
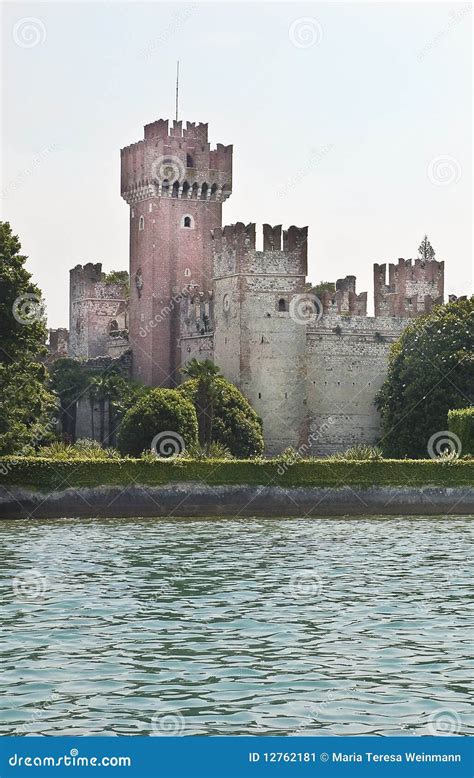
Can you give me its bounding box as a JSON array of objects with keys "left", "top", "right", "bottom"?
[{"left": 175, "top": 60, "right": 179, "bottom": 122}]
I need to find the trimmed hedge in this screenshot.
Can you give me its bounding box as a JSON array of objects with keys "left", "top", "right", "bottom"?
[
  {"left": 448, "top": 407, "right": 474, "bottom": 457},
  {"left": 0, "top": 457, "right": 473, "bottom": 493}
]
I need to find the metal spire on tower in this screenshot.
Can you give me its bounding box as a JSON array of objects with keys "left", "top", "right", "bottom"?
[{"left": 175, "top": 60, "right": 179, "bottom": 122}]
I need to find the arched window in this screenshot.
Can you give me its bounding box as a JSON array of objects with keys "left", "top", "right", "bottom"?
[
  {"left": 184, "top": 268, "right": 191, "bottom": 277},
  {"left": 138, "top": 215, "right": 144, "bottom": 231},
  {"left": 186, "top": 153, "right": 194, "bottom": 167},
  {"left": 181, "top": 214, "right": 194, "bottom": 229},
  {"left": 109, "top": 320, "right": 118, "bottom": 334},
  {"left": 201, "top": 183, "right": 208, "bottom": 200},
  {"left": 172, "top": 181, "right": 180, "bottom": 198},
  {"left": 278, "top": 298, "right": 288, "bottom": 312}
]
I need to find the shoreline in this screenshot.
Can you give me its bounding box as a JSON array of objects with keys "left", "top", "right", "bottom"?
[{"left": 1, "top": 484, "right": 473, "bottom": 519}]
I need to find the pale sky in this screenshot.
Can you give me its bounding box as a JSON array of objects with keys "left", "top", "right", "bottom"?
[{"left": 1, "top": 1, "right": 472, "bottom": 328}]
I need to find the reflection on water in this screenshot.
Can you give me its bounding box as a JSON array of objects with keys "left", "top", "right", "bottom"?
[{"left": 0, "top": 516, "right": 472, "bottom": 736}]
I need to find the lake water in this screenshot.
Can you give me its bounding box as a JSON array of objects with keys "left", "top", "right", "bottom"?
[{"left": 0, "top": 516, "right": 472, "bottom": 737}]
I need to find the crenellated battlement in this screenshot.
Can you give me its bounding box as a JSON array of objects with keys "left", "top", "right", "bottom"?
[
  {"left": 321, "top": 276, "right": 368, "bottom": 317},
  {"left": 69, "top": 263, "right": 129, "bottom": 360},
  {"left": 121, "top": 118, "right": 232, "bottom": 204},
  {"left": 212, "top": 223, "right": 308, "bottom": 278},
  {"left": 374, "top": 257, "right": 444, "bottom": 317},
  {"left": 70, "top": 262, "right": 103, "bottom": 283}
]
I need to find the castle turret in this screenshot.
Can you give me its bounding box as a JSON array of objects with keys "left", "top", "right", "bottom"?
[
  {"left": 212, "top": 223, "right": 308, "bottom": 454},
  {"left": 121, "top": 118, "right": 232, "bottom": 385},
  {"left": 69, "top": 263, "right": 129, "bottom": 359},
  {"left": 373, "top": 257, "right": 444, "bottom": 317},
  {"left": 321, "top": 276, "right": 368, "bottom": 316}
]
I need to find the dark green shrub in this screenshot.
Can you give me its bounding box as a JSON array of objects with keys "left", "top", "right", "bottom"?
[
  {"left": 376, "top": 297, "right": 474, "bottom": 457},
  {"left": 448, "top": 407, "right": 474, "bottom": 456},
  {"left": 117, "top": 388, "right": 198, "bottom": 457},
  {"left": 179, "top": 377, "right": 264, "bottom": 458}
]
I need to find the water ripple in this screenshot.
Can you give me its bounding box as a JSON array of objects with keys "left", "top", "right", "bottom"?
[{"left": 0, "top": 516, "right": 472, "bottom": 736}]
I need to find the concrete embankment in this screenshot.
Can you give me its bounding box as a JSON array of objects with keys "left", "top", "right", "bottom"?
[{"left": 0, "top": 484, "right": 472, "bottom": 519}]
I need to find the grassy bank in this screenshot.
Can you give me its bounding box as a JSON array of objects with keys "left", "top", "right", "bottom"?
[{"left": 0, "top": 457, "right": 473, "bottom": 492}]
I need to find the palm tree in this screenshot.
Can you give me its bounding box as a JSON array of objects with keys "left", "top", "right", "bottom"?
[
  {"left": 88, "top": 371, "right": 124, "bottom": 446},
  {"left": 181, "top": 359, "right": 220, "bottom": 446}
]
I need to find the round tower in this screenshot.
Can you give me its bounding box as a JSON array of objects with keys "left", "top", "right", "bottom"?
[{"left": 121, "top": 118, "right": 232, "bottom": 385}]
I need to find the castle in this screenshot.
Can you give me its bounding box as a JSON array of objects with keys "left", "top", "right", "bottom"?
[{"left": 51, "top": 118, "right": 446, "bottom": 455}]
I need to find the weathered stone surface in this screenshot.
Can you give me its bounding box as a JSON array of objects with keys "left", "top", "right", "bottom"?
[
  {"left": 1, "top": 484, "right": 472, "bottom": 520},
  {"left": 69, "top": 263, "right": 128, "bottom": 359}
]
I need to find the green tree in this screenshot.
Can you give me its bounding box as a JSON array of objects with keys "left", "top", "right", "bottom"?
[
  {"left": 418, "top": 235, "right": 436, "bottom": 261},
  {"left": 311, "top": 281, "right": 335, "bottom": 298},
  {"left": 0, "top": 222, "right": 55, "bottom": 454},
  {"left": 181, "top": 359, "right": 220, "bottom": 445},
  {"left": 50, "top": 358, "right": 91, "bottom": 441},
  {"left": 376, "top": 297, "right": 474, "bottom": 457},
  {"left": 179, "top": 375, "right": 264, "bottom": 458},
  {"left": 117, "top": 388, "right": 198, "bottom": 457}
]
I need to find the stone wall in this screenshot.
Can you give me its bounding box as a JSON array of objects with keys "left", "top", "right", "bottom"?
[
  {"left": 305, "top": 316, "right": 405, "bottom": 455},
  {"left": 213, "top": 223, "right": 309, "bottom": 454},
  {"left": 69, "top": 263, "right": 129, "bottom": 360}
]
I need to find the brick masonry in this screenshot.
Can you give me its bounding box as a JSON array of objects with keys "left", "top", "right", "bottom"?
[{"left": 61, "top": 117, "right": 447, "bottom": 454}]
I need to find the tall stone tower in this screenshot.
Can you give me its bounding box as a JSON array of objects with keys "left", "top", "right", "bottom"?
[
  {"left": 121, "top": 119, "right": 232, "bottom": 385},
  {"left": 212, "top": 223, "right": 309, "bottom": 454}
]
